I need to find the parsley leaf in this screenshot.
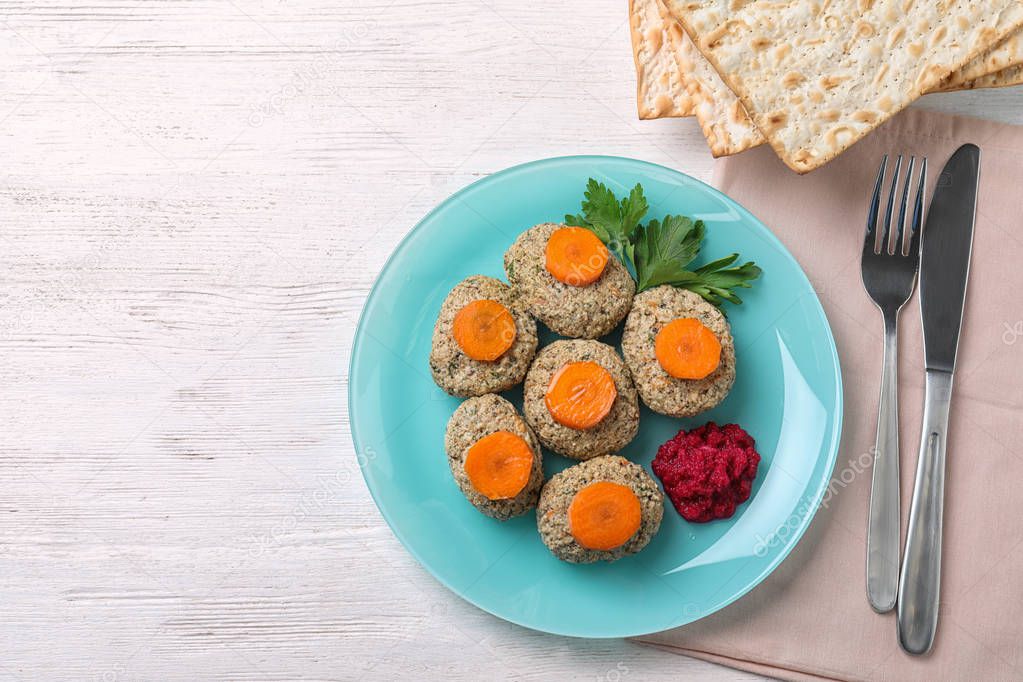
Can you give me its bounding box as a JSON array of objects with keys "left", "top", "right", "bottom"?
[
  {"left": 634, "top": 215, "right": 705, "bottom": 291},
  {"left": 651, "top": 254, "right": 762, "bottom": 305},
  {"left": 565, "top": 179, "right": 648, "bottom": 275},
  {"left": 567, "top": 178, "right": 762, "bottom": 307}
]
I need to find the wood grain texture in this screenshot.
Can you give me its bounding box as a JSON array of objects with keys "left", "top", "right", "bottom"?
[{"left": 0, "top": 1, "right": 1020, "bottom": 679}]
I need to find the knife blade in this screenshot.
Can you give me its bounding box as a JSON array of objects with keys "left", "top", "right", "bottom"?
[
  {"left": 897, "top": 143, "right": 979, "bottom": 655},
  {"left": 920, "top": 144, "right": 980, "bottom": 373}
]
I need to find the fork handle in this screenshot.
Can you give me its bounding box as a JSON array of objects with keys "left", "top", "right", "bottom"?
[
  {"left": 898, "top": 369, "right": 953, "bottom": 654},
  {"left": 866, "top": 310, "right": 901, "bottom": 612}
]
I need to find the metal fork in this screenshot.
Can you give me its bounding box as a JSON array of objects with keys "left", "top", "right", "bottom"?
[{"left": 860, "top": 154, "right": 926, "bottom": 613}]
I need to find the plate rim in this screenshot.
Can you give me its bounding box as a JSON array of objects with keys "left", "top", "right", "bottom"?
[{"left": 349, "top": 154, "right": 844, "bottom": 638}]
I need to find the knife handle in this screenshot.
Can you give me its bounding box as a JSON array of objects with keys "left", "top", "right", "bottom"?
[
  {"left": 866, "top": 311, "right": 901, "bottom": 612},
  {"left": 898, "top": 369, "right": 953, "bottom": 655}
]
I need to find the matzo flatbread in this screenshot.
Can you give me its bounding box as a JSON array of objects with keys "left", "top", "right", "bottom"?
[
  {"left": 957, "top": 61, "right": 1023, "bottom": 89},
  {"left": 675, "top": 29, "right": 763, "bottom": 156},
  {"left": 664, "top": 0, "right": 1023, "bottom": 172},
  {"left": 637, "top": 1, "right": 1022, "bottom": 126},
  {"left": 636, "top": 0, "right": 1023, "bottom": 158},
  {"left": 673, "top": 28, "right": 1023, "bottom": 158},
  {"left": 630, "top": 0, "right": 694, "bottom": 119},
  {"left": 951, "top": 30, "right": 1023, "bottom": 82}
]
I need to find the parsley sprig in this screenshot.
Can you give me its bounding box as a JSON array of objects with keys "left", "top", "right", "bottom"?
[
  {"left": 565, "top": 179, "right": 647, "bottom": 275},
  {"left": 565, "top": 179, "right": 761, "bottom": 306}
]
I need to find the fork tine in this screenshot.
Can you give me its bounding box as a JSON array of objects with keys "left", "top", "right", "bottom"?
[
  {"left": 865, "top": 154, "right": 888, "bottom": 254},
  {"left": 907, "top": 157, "right": 927, "bottom": 260},
  {"left": 895, "top": 156, "right": 915, "bottom": 256},
  {"left": 882, "top": 155, "right": 903, "bottom": 254}
]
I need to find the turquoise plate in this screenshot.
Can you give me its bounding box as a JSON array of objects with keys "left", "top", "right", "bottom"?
[{"left": 350, "top": 156, "right": 842, "bottom": 638}]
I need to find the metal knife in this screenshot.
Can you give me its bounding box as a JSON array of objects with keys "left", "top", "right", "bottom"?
[{"left": 897, "top": 144, "right": 980, "bottom": 655}]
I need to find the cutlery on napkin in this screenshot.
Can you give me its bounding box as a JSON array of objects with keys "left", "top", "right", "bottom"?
[{"left": 635, "top": 108, "right": 1023, "bottom": 681}]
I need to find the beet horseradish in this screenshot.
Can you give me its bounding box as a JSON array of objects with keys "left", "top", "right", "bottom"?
[{"left": 652, "top": 422, "right": 761, "bottom": 523}]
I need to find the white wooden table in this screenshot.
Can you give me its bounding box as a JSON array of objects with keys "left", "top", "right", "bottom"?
[{"left": 3, "top": 2, "right": 1021, "bottom": 679}]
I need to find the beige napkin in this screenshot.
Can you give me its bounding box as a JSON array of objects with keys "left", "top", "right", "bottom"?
[{"left": 635, "top": 108, "right": 1023, "bottom": 681}]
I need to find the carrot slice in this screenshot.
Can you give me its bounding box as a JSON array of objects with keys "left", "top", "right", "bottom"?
[
  {"left": 654, "top": 318, "right": 722, "bottom": 380},
  {"left": 545, "top": 226, "right": 609, "bottom": 286},
  {"left": 464, "top": 430, "right": 534, "bottom": 500},
  {"left": 544, "top": 361, "right": 617, "bottom": 430},
  {"left": 452, "top": 299, "right": 517, "bottom": 361},
  {"left": 568, "top": 481, "right": 642, "bottom": 550}
]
